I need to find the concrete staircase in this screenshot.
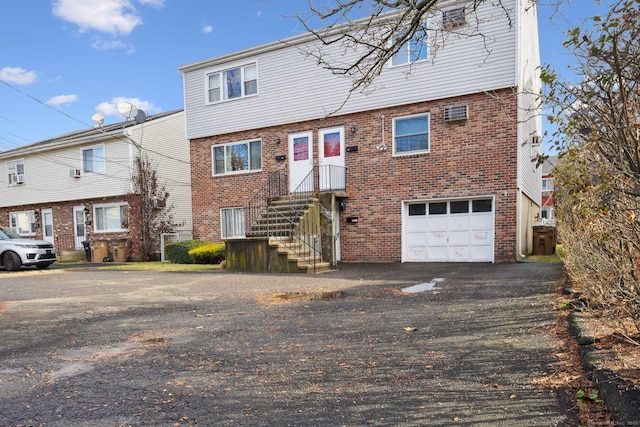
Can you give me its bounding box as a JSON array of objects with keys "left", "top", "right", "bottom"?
[{"left": 246, "top": 196, "right": 330, "bottom": 273}]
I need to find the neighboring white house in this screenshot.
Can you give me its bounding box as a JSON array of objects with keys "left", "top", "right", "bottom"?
[
  {"left": 179, "top": 0, "right": 542, "bottom": 265},
  {"left": 0, "top": 110, "right": 192, "bottom": 261}
]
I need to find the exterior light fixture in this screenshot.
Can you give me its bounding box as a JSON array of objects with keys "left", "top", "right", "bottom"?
[{"left": 350, "top": 125, "right": 356, "bottom": 135}]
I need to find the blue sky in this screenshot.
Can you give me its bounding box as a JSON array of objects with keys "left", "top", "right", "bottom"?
[{"left": 0, "top": 0, "right": 608, "bottom": 153}]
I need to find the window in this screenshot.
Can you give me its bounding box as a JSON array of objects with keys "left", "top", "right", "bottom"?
[
  {"left": 213, "top": 140, "right": 262, "bottom": 175},
  {"left": 207, "top": 63, "right": 257, "bottom": 103},
  {"left": 450, "top": 201, "right": 469, "bottom": 214},
  {"left": 83, "top": 145, "right": 105, "bottom": 174},
  {"left": 542, "top": 178, "right": 554, "bottom": 192},
  {"left": 392, "top": 27, "right": 427, "bottom": 66},
  {"left": 472, "top": 199, "right": 492, "bottom": 212},
  {"left": 221, "top": 207, "right": 245, "bottom": 238},
  {"left": 408, "top": 203, "right": 426, "bottom": 216},
  {"left": 6, "top": 159, "right": 25, "bottom": 185},
  {"left": 393, "top": 114, "right": 430, "bottom": 155},
  {"left": 9, "top": 211, "right": 36, "bottom": 236},
  {"left": 94, "top": 203, "right": 128, "bottom": 232}
]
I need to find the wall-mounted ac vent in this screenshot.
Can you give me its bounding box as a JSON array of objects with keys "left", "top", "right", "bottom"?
[
  {"left": 151, "top": 198, "right": 167, "bottom": 209},
  {"left": 443, "top": 7, "right": 466, "bottom": 28},
  {"left": 71, "top": 168, "right": 82, "bottom": 178},
  {"left": 444, "top": 105, "right": 468, "bottom": 122},
  {"left": 15, "top": 174, "right": 24, "bottom": 184}
]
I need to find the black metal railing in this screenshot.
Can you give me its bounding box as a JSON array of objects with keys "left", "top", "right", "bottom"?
[
  {"left": 244, "top": 171, "right": 288, "bottom": 236},
  {"left": 242, "top": 165, "right": 346, "bottom": 272}
]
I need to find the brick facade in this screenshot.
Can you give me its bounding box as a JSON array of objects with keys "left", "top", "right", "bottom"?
[
  {"left": 190, "top": 89, "right": 519, "bottom": 262},
  {"left": 0, "top": 196, "right": 137, "bottom": 256}
]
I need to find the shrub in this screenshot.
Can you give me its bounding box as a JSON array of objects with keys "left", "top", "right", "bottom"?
[
  {"left": 165, "top": 240, "right": 208, "bottom": 264},
  {"left": 189, "top": 242, "right": 226, "bottom": 265}
]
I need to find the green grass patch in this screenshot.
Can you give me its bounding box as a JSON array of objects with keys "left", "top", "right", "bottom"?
[{"left": 525, "top": 244, "right": 564, "bottom": 263}]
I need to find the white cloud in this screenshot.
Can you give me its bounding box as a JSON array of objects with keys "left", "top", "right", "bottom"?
[
  {"left": 0, "top": 66, "right": 37, "bottom": 85},
  {"left": 52, "top": 0, "right": 142, "bottom": 36},
  {"left": 91, "top": 38, "right": 127, "bottom": 50},
  {"left": 137, "top": 0, "right": 164, "bottom": 7},
  {"left": 46, "top": 94, "right": 79, "bottom": 106},
  {"left": 201, "top": 24, "right": 213, "bottom": 34},
  {"left": 95, "top": 97, "right": 161, "bottom": 118}
]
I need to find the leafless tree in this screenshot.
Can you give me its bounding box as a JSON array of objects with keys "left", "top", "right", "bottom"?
[{"left": 297, "top": 0, "right": 517, "bottom": 96}]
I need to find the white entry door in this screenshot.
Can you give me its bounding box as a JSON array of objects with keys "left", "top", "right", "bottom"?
[
  {"left": 288, "top": 131, "right": 314, "bottom": 193},
  {"left": 41, "top": 208, "right": 54, "bottom": 244},
  {"left": 73, "top": 206, "right": 87, "bottom": 250},
  {"left": 318, "top": 127, "right": 346, "bottom": 191}
]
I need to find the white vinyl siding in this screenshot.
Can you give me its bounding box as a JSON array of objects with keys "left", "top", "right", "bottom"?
[{"left": 181, "top": 0, "right": 517, "bottom": 140}]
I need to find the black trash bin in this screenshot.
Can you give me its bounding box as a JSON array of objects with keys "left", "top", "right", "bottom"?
[{"left": 81, "top": 241, "right": 91, "bottom": 262}]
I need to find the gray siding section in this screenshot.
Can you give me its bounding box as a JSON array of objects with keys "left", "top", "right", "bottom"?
[{"left": 182, "top": 0, "right": 518, "bottom": 140}]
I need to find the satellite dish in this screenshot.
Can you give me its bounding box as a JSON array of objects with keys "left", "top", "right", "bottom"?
[
  {"left": 117, "top": 101, "right": 138, "bottom": 119},
  {"left": 134, "top": 109, "right": 147, "bottom": 124},
  {"left": 91, "top": 113, "right": 104, "bottom": 126}
]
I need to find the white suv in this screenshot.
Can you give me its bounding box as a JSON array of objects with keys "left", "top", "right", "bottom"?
[{"left": 0, "top": 226, "right": 57, "bottom": 271}]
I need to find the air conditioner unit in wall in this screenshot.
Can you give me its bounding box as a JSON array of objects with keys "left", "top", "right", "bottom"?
[
  {"left": 70, "top": 168, "right": 82, "bottom": 178},
  {"left": 443, "top": 7, "right": 466, "bottom": 28},
  {"left": 15, "top": 174, "right": 24, "bottom": 184},
  {"left": 444, "top": 105, "right": 468, "bottom": 122}
]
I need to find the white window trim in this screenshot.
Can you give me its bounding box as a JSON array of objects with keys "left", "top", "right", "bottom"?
[
  {"left": 211, "top": 138, "right": 263, "bottom": 176},
  {"left": 392, "top": 112, "right": 431, "bottom": 156},
  {"left": 9, "top": 210, "right": 36, "bottom": 236},
  {"left": 6, "top": 158, "right": 25, "bottom": 186},
  {"left": 205, "top": 62, "right": 259, "bottom": 105},
  {"left": 93, "top": 202, "right": 129, "bottom": 233},
  {"left": 220, "top": 207, "right": 246, "bottom": 239},
  {"left": 82, "top": 144, "right": 106, "bottom": 175},
  {"left": 390, "top": 27, "right": 428, "bottom": 67}
]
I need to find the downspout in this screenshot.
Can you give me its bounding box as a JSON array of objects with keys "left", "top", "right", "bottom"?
[{"left": 515, "top": 0, "right": 526, "bottom": 260}]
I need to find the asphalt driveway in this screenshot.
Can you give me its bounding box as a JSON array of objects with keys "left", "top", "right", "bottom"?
[{"left": 0, "top": 262, "right": 575, "bottom": 426}]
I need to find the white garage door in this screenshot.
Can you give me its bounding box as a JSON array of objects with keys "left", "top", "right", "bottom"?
[{"left": 403, "top": 198, "right": 494, "bottom": 262}]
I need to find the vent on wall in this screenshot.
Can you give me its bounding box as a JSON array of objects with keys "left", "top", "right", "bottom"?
[
  {"left": 444, "top": 105, "right": 468, "bottom": 122},
  {"left": 443, "top": 7, "right": 466, "bottom": 28}
]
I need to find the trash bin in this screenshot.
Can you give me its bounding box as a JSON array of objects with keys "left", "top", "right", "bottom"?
[
  {"left": 81, "top": 241, "right": 91, "bottom": 262},
  {"left": 533, "top": 226, "right": 556, "bottom": 255},
  {"left": 90, "top": 240, "right": 109, "bottom": 263},
  {"left": 111, "top": 239, "right": 129, "bottom": 263}
]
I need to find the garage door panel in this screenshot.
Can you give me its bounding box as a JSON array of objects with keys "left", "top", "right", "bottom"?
[{"left": 404, "top": 199, "right": 494, "bottom": 263}]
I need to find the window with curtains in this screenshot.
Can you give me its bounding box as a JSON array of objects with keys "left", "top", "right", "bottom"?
[
  {"left": 94, "top": 203, "right": 129, "bottom": 232},
  {"left": 221, "top": 207, "right": 245, "bottom": 238}
]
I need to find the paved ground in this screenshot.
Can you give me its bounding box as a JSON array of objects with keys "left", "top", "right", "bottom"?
[{"left": 0, "top": 262, "right": 576, "bottom": 426}]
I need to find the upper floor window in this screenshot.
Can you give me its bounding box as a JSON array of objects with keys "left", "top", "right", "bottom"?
[
  {"left": 393, "top": 113, "right": 430, "bottom": 155},
  {"left": 212, "top": 139, "right": 262, "bottom": 175},
  {"left": 207, "top": 63, "right": 257, "bottom": 103},
  {"left": 94, "top": 203, "right": 128, "bottom": 232},
  {"left": 6, "top": 159, "right": 25, "bottom": 186},
  {"left": 9, "top": 210, "right": 36, "bottom": 236},
  {"left": 83, "top": 145, "right": 105, "bottom": 174},
  {"left": 392, "top": 27, "right": 428, "bottom": 66},
  {"left": 542, "top": 178, "right": 554, "bottom": 191}
]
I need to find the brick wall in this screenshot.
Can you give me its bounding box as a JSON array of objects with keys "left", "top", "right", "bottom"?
[{"left": 190, "top": 88, "right": 519, "bottom": 262}]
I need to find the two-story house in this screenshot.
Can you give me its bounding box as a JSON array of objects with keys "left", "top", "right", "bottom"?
[
  {"left": 0, "top": 110, "right": 192, "bottom": 263},
  {"left": 179, "top": 0, "right": 542, "bottom": 270}
]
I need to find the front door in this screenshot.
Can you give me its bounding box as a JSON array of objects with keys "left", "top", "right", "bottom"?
[
  {"left": 318, "top": 127, "right": 346, "bottom": 191},
  {"left": 288, "top": 131, "right": 314, "bottom": 193},
  {"left": 73, "top": 206, "right": 87, "bottom": 250},
  {"left": 42, "top": 208, "right": 54, "bottom": 244}
]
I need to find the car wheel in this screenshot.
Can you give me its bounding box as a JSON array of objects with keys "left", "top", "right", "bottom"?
[
  {"left": 36, "top": 263, "right": 52, "bottom": 270},
  {"left": 3, "top": 251, "right": 22, "bottom": 271}
]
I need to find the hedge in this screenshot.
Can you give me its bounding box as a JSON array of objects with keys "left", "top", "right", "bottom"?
[
  {"left": 189, "top": 242, "right": 226, "bottom": 265},
  {"left": 164, "top": 240, "right": 208, "bottom": 264}
]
